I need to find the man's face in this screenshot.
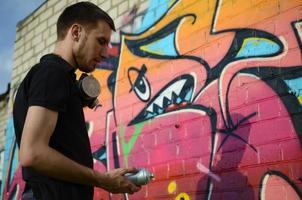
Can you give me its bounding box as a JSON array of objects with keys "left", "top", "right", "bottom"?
[{"left": 76, "top": 20, "right": 112, "bottom": 73}]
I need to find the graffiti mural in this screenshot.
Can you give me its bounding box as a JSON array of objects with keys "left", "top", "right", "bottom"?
[
  {"left": 2, "top": 0, "right": 302, "bottom": 199},
  {"left": 94, "top": 0, "right": 302, "bottom": 199},
  {"left": 1, "top": 118, "right": 25, "bottom": 200}
]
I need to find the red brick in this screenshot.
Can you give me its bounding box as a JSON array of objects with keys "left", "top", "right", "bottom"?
[
  {"left": 258, "top": 143, "right": 282, "bottom": 163},
  {"left": 289, "top": 161, "right": 302, "bottom": 182},
  {"left": 280, "top": 138, "right": 302, "bottom": 161},
  {"left": 184, "top": 117, "right": 211, "bottom": 138},
  {"left": 142, "top": 132, "right": 156, "bottom": 149},
  {"left": 239, "top": 148, "right": 259, "bottom": 168},
  {"left": 175, "top": 175, "right": 206, "bottom": 193},
  {"left": 246, "top": 166, "right": 268, "bottom": 187},
  {"left": 155, "top": 127, "right": 171, "bottom": 146},
  {"left": 168, "top": 160, "right": 185, "bottom": 178},
  {"left": 184, "top": 157, "right": 204, "bottom": 176},
  {"left": 213, "top": 171, "right": 248, "bottom": 192},
  {"left": 147, "top": 180, "right": 172, "bottom": 198},
  {"left": 152, "top": 163, "right": 169, "bottom": 181},
  {"left": 213, "top": 149, "right": 247, "bottom": 171},
  {"left": 258, "top": 97, "right": 280, "bottom": 120},
  {"left": 127, "top": 150, "right": 149, "bottom": 166},
  {"left": 148, "top": 144, "right": 177, "bottom": 165}
]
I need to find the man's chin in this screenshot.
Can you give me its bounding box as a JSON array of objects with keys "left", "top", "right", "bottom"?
[{"left": 79, "top": 66, "right": 95, "bottom": 73}]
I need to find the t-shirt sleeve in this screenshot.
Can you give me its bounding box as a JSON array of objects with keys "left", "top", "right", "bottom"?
[{"left": 28, "top": 65, "right": 70, "bottom": 112}]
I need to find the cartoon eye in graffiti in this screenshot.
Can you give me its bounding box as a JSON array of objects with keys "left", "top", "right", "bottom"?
[
  {"left": 124, "top": 14, "right": 196, "bottom": 59},
  {"left": 128, "top": 64, "right": 151, "bottom": 102}
]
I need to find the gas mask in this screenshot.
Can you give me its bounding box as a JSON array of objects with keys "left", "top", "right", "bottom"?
[{"left": 78, "top": 73, "right": 100, "bottom": 109}]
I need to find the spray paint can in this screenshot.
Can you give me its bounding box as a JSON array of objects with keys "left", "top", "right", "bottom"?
[{"left": 125, "top": 168, "right": 154, "bottom": 186}]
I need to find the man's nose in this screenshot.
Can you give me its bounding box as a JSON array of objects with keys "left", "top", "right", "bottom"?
[{"left": 100, "top": 48, "right": 109, "bottom": 59}]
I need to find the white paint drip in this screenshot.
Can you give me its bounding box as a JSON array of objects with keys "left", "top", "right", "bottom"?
[{"left": 196, "top": 161, "right": 221, "bottom": 182}]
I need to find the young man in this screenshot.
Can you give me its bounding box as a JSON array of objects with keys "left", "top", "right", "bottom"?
[{"left": 13, "top": 2, "right": 141, "bottom": 199}]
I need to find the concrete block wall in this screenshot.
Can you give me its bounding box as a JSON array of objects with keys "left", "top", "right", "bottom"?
[
  {"left": 0, "top": 99, "right": 8, "bottom": 151},
  {"left": 1, "top": 0, "right": 302, "bottom": 199}
]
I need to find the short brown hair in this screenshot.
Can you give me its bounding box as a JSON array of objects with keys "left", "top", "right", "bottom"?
[{"left": 56, "top": 1, "right": 115, "bottom": 40}]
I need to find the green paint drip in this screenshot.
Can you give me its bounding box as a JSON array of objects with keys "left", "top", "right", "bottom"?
[{"left": 120, "top": 122, "right": 145, "bottom": 167}]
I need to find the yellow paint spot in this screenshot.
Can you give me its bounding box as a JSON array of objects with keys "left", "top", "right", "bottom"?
[
  {"left": 140, "top": 44, "right": 165, "bottom": 55},
  {"left": 168, "top": 181, "right": 177, "bottom": 194},
  {"left": 298, "top": 96, "right": 302, "bottom": 105},
  {"left": 176, "top": 192, "right": 190, "bottom": 200},
  {"left": 168, "top": 0, "right": 177, "bottom": 7},
  {"left": 251, "top": 40, "right": 260, "bottom": 46}
]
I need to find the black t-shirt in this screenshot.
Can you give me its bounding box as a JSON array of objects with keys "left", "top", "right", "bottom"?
[{"left": 13, "top": 54, "right": 94, "bottom": 200}]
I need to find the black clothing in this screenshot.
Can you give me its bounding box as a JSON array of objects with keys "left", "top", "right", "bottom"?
[{"left": 13, "top": 54, "right": 94, "bottom": 200}]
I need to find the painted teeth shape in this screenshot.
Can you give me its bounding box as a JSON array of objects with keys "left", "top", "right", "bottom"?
[
  {"left": 128, "top": 75, "right": 195, "bottom": 126},
  {"left": 146, "top": 79, "right": 186, "bottom": 113}
]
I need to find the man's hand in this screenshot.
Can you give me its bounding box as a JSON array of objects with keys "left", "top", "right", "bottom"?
[{"left": 97, "top": 167, "right": 141, "bottom": 194}]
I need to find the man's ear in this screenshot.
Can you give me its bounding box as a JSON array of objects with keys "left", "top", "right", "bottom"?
[{"left": 70, "top": 24, "right": 82, "bottom": 42}]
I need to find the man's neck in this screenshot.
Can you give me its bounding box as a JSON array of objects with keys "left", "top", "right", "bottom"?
[{"left": 53, "top": 41, "right": 78, "bottom": 70}]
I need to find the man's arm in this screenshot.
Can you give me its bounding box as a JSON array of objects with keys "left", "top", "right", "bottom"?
[{"left": 19, "top": 106, "right": 140, "bottom": 194}]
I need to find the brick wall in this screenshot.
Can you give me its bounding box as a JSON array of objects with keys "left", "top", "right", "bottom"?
[
  {"left": 1, "top": 0, "right": 302, "bottom": 199},
  {"left": 0, "top": 94, "right": 9, "bottom": 151},
  {"left": 0, "top": 86, "right": 10, "bottom": 146}
]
